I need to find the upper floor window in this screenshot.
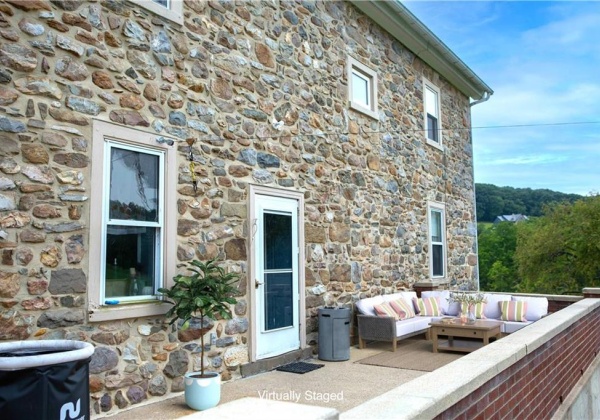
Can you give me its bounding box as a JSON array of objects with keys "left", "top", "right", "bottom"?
[
  {"left": 428, "top": 202, "right": 446, "bottom": 279},
  {"left": 131, "top": 0, "right": 183, "bottom": 25},
  {"left": 348, "top": 56, "right": 378, "bottom": 120},
  {"left": 89, "top": 120, "right": 176, "bottom": 321},
  {"left": 424, "top": 78, "right": 442, "bottom": 149}
]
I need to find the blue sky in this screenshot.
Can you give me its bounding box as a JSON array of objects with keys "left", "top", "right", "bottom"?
[{"left": 404, "top": 1, "right": 600, "bottom": 195}]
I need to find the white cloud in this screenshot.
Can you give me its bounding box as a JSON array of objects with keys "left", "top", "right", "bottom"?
[{"left": 487, "top": 154, "right": 569, "bottom": 166}]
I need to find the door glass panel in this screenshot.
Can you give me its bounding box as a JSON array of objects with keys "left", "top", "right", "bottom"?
[
  {"left": 264, "top": 272, "right": 293, "bottom": 330},
  {"left": 109, "top": 147, "right": 159, "bottom": 222},
  {"left": 264, "top": 213, "right": 292, "bottom": 270},
  {"left": 104, "top": 225, "right": 157, "bottom": 298}
]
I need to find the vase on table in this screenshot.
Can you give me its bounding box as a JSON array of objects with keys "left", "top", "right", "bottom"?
[{"left": 466, "top": 304, "right": 476, "bottom": 324}]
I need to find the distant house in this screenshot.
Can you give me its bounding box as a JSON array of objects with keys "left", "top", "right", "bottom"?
[{"left": 494, "top": 214, "right": 529, "bottom": 224}]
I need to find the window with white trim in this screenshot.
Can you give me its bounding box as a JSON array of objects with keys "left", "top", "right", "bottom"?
[
  {"left": 348, "top": 56, "right": 378, "bottom": 119},
  {"left": 428, "top": 202, "right": 446, "bottom": 278},
  {"left": 89, "top": 121, "right": 176, "bottom": 321},
  {"left": 131, "top": 0, "right": 183, "bottom": 25},
  {"left": 424, "top": 78, "right": 442, "bottom": 148}
]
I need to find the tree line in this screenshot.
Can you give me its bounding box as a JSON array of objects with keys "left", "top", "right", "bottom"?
[
  {"left": 478, "top": 193, "right": 600, "bottom": 295},
  {"left": 475, "top": 183, "right": 582, "bottom": 222}
]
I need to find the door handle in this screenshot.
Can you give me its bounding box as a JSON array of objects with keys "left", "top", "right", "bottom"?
[{"left": 255, "top": 279, "right": 264, "bottom": 289}]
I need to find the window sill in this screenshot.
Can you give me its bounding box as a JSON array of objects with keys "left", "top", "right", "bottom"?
[
  {"left": 88, "top": 301, "right": 171, "bottom": 322},
  {"left": 426, "top": 138, "right": 444, "bottom": 151},
  {"left": 129, "top": 0, "right": 183, "bottom": 26},
  {"left": 349, "top": 101, "right": 379, "bottom": 120}
]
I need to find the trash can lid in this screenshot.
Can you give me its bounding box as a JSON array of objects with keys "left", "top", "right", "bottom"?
[{"left": 0, "top": 340, "right": 95, "bottom": 371}]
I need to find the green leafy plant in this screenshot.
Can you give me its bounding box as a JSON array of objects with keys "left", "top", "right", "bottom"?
[
  {"left": 159, "top": 259, "right": 239, "bottom": 377},
  {"left": 448, "top": 291, "right": 487, "bottom": 307}
]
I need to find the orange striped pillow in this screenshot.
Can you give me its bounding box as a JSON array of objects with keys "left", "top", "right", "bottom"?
[
  {"left": 389, "top": 298, "right": 416, "bottom": 320},
  {"left": 373, "top": 302, "right": 399, "bottom": 320},
  {"left": 500, "top": 301, "right": 528, "bottom": 322},
  {"left": 413, "top": 297, "right": 442, "bottom": 316}
]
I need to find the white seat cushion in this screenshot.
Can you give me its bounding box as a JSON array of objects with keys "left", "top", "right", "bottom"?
[
  {"left": 502, "top": 320, "right": 533, "bottom": 334},
  {"left": 512, "top": 296, "right": 549, "bottom": 321},
  {"left": 395, "top": 316, "right": 431, "bottom": 337}
]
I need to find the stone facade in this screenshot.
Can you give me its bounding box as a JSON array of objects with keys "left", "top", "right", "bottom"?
[{"left": 0, "top": 0, "right": 480, "bottom": 416}]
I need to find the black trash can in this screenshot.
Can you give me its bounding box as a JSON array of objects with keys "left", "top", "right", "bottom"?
[
  {"left": 0, "top": 340, "right": 94, "bottom": 420},
  {"left": 318, "top": 307, "right": 351, "bottom": 361}
]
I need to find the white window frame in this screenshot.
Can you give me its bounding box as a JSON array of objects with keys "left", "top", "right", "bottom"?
[
  {"left": 89, "top": 120, "right": 177, "bottom": 321},
  {"left": 423, "top": 78, "right": 443, "bottom": 150},
  {"left": 130, "top": 0, "right": 183, "bottom": 25},
  {"left": 347, "top": 56, "right": 378, "bottom": 120},
  {"left": 427, "top": 201, "right": 447, "bottom": 279}
]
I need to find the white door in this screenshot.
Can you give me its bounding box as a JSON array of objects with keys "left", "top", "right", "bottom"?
[{"left": 254, "top": 194, "right": 300, "bottom": 359}]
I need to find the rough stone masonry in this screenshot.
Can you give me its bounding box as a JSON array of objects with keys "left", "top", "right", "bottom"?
[{"left": 0, "top": 0, "right": 478, "bottom": 416}]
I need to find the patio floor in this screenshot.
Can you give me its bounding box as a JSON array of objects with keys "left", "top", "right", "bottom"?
[{"left": 103, "top": 342, "right": 429, "bottom": 419}]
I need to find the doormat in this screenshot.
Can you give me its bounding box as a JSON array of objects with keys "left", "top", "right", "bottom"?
[{"left": 275, "top": 361, "right": 324, "bottom": 374}]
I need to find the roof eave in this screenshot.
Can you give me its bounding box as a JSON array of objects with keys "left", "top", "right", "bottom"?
[{"left": 349, "top": 0, "right": 493, "bottom": 101}]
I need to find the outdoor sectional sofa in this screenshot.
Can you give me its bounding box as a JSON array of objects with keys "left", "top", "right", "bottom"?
[{"left": 356, "top": 290, "right": 549, "bottom": 351}]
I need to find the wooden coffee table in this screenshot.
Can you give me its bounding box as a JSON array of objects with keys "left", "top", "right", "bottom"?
[{"left": 429, "top": 319, "right": 502, "bottom": 353}]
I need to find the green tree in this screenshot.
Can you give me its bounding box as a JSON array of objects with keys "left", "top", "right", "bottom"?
[
  {"left": 515, "top": 195, "right": 600, "bottom": 294},
  {"left": 475, "top": 183, "right": 582, "bottom": 222},
  {"left": 478, "top": 222, "right": 519, "bottom": 292}
]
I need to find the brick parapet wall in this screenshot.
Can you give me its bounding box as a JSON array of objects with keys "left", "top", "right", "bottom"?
[{"left": 436, "top": 304, "right": 600, "bottom": 419}]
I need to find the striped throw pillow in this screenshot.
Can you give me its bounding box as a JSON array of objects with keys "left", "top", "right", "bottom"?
[
  {"left": 373, "top": 302, "right": 399, "bottom": 320},
  {"left": 461, "top": 302, "right": 487, "bottom": 319},
  {"left": 413, "top": 297, "right": 442, "bottom": 316},
  {"left": 389, "top": 298, "right": 416, "bottom": 320},
  {"left": 500, "top": 301, "right": 528, "bottom": 322}
]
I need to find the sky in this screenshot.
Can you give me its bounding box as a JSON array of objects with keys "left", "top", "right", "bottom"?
[{"left": 404, "top": 1, "right": 600, "bottom": 195}]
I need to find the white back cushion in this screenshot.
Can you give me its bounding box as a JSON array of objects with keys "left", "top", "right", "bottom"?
[
  {"left": 483, "top": 294, "right": 513, "bottom": 319},
  {"left": 356, "top": 295, "right": 384, "bottom": 316},
  {"left": 512, "top": 296, "right": 549, "bottom": 321},
  {"left": 382, "top": 291, "right": 417, "bottom": 303},
  {"left": 422, "top": 290, "right": 454, "bottom": 315}
]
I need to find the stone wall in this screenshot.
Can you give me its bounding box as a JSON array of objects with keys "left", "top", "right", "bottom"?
[{"left": 0, "top": 0, "right": 478, "bottom": 416}]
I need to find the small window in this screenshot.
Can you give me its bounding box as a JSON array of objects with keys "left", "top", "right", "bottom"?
[
  {"left": 348, "top": 56, "right": 378, "bottom": 119},
  {"left": 89, "top": 121, "right": 177, "bottom": 321},
  {"left": 424, "top": 78, "right": 442, "bottom": 149},
  {"left": 131, "top": 0, "right": 183, "bottom": 25},
  {"left": 428, "top": 202, "right": 446, "bottom": 279}
]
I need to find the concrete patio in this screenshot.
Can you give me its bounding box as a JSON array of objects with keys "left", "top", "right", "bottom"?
[{"left": 103, "top": 341, "right": 427, "bottom": 419}]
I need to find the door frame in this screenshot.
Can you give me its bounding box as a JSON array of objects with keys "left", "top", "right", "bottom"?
[{"left": 248, "top": 185, "right": 306, "bottom": 362}]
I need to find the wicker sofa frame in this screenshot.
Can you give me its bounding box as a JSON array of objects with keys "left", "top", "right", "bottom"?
[{"left": 357, "top": 314, "right": 429, "bottom": 352}]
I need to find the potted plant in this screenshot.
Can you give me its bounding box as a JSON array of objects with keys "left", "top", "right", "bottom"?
[{"left": 158, "top": 258, "right": 239, "bottom": 411}]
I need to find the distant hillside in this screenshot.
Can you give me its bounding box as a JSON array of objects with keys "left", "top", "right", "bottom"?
[{"left": 475, "top": 183, "right": 583, "bottom": 222}]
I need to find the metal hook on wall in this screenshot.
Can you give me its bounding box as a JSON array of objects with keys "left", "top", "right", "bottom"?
[{"left": 251, "top": 218, "right": 257, "bottom": 243}]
